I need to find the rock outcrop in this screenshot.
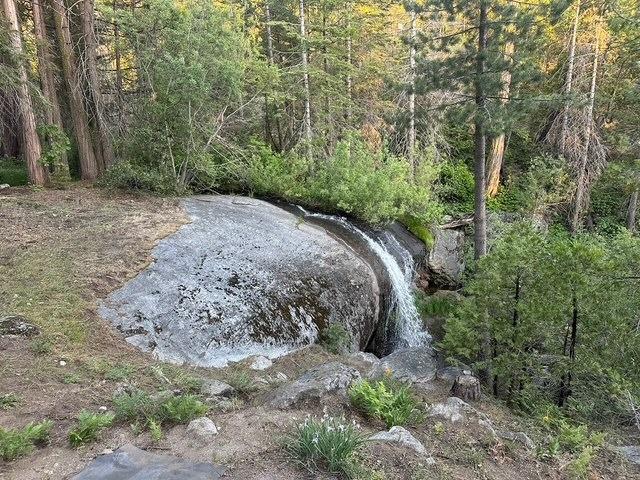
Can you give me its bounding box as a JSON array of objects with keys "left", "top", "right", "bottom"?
[
  {"left": 266, "top": 362, "right": 360, "bottom": 408},
  {"left": 72, "top": 444, "right": 225, "bottom": 479},
  {"left": 99, "top": 196, "right": 381, "bottom": 367},
  {"left": 369, "top": 347, "right": 437, "bottom": 387}
]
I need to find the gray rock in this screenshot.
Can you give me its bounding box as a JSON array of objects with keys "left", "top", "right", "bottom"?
[
  {"left": 71, "top": 443, "right": 225, "bottom": 479},
  {"left": 498, "top": 431, "right": 535, "bottom": 450},
  {"left": 150, "top": 390, "right": 174, "bottom": 404},
  {"left": 614, "top": 445, "right": 640, "bottom": 465},
  {"left": 99, "top": 195, "right": 381, "bottom": 367},
  {"left": 249, "top": 356, "right": 273, "bottom": 371},
  {"left": 369, "top": 347, "right": 437, "bottom": 386},
  {"left": 436, "top": 366, "right": 465, "bottom": 383},
  {"left": 349, "top": 351, "right": 380, "bottom": 368},
  {"left": 0, "top": 184, "right": 9, "bottom": 190},
  {"left": 266, "top": 362, "right": 360, "bottom": 409},
  {"left": 428, "top": 397, "right": 471, "bottom": 423},
  {"left": 369, "top": 426, "right": 428, "bottom": 456},
  {"left": 427, "top": 228, "right": 465, "bottom": 288},
  {"left": 201, "top": 380, "right": 235, "bottom": 398},
  {"left": 186, "top": 417, "right": 219, "bottom": 444},
  {"left": 0, "top": 315, "right": 39, "bottom": 337}
]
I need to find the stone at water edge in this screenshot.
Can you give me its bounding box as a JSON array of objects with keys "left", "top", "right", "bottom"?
[
  {"left": 71, "top": 443, "right": 225, "bottom": 479},
  {"left": 249, "top": 356, "right": 273, "bottom": 371},
  {"left": 368, "top": 347, "right": 437, "bottom": 387},
  {"left": 266, "top": 362, "right": 360, "bottom": 409}
]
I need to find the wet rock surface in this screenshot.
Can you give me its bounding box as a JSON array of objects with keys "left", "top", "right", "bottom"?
[
  {"left": 266, "top": 361, "right": 360, "bottom": 408},
  {"left": 72, "top": 444, "right": 225, "bottom": 479},
  {"left": 99, "top": 196, "right": 381, "bottom": 367}
]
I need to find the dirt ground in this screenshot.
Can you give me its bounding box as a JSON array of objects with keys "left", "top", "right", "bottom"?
[{"left": 0, "top": 186, "right": 637, "bottom": 480}]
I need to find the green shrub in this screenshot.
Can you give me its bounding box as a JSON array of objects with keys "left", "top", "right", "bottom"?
[
  {"left": 0, "top": 157, "right": 28, "bottom": 186},
  {"left": 100, "top": 161, "right": 177, "bottom": 194},
  {"left": 0, "top": 393, "right": 21, "bottom": 410},
  {"left": 226, "top": 370, "right": 258, "bottom": 396},
  {"left": 113, "top": 390, "right": 207, "bottom": 431},
  {"left": 29, "top": 337, "right": 52, "bottom": 355},
  {"left": 69, "top": 411, "right": 115, "bottom": 447},
  {"left": 0, "top": 420, "right": 53, "bottom": 461},
  {"left": 349, "top": 378, "right": 421, "bottom": 428},
  {"left": 159, "top": 395, "right": 207, "bottom": 423},
  {"left": 319, "top": 324, "right": 352, "bottom": 355},
  {"left": 415, "top": 292, "right": 459, "bottom": 318},
  {"left": 437, "top": 160, "right": 474, "bottom": 215},
  {"left": 286, "top": 415, "right": 365, "bottom": 476}
]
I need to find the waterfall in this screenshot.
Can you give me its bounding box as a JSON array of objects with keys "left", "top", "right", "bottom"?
[{"left": 297, "top": 207, "right": 430, "bottom": 349}]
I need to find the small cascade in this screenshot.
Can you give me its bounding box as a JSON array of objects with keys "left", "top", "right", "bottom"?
[{"left": 297, "top": 207, "right": 430, "bottom": 349}]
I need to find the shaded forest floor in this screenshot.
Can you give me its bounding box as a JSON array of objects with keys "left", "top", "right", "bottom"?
[{"left": 0, "top": 186, "right": 637, "bottom": 479}]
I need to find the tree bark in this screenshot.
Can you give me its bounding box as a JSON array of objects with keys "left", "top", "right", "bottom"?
[
  {"left": 451, "top": 373, "right": 481, "bottom": 402},
  {"left": 628, "top": 190, "right": 638, "bottom": 233},
  {"left": 408, "top": 8, "right": 417, "bottom": 175},
  {"left": 474, "top": 0, "right": 488, "bottom": 259},
  {"left": 32, "top": 0, "right": 69, "bottom": 176},
  {"left": 299, "top": 0, "right": 312, "bottom": 156},
  {"left": 570, "top": 16, "right": 600, "bottom": 233},
  {"left": 3, "top": 0, "right": 49, "bottom": 185},
  {"left": 51, "top": 0, "right": 99, "bottom": 180},
  {"left": 83, "top": 0, "right": 115, "bottom": 171},
  {"left": 486, "top": 38, "right": 515, "bottom": 198},
  {"left": 560, "top": 0, "right": 581, "bottom": 155}
]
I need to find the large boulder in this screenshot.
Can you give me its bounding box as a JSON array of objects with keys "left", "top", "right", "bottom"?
[
  {"left": 99, "top": 196, "right": 381, "bottom": 367},
  {"left": 266, "top": 362, "right": 360, "bottom": 409},
  {"left": 427, "top": 228, "right": 465, "bottom": 288},
  {"left": 369, "top": 426, "right": 430, "bottom": 458},
  {"left": 72, "top": 444, "right": 225, "bottom": 479},
  {"left": 368, "top": 347, "right": 437, "bottom": 387}
]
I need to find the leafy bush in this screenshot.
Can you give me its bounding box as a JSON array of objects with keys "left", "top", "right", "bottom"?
[
  {"left": 113, "top": 390, "right": 207, "bottom": 431},
  {"left": 0, "top": 393, "right": 20, "bottom": 410},
  {"left": 160, "top": 395, "right": 207, "bottom": 423},
  {"left": 69, "top": 411, "right": 115, "bottom": 447},
  {"left": 286, "top": 415, "right": 365, "bottom": 476},
  {"left": 0, "top": 156, "right": 28, "bottom": 186},
  {"left": 349, "top": 378, "right": 421, "bottom": 428},
  {"left": 100, "top": 161, "right": 177, "bottom": 194},
  {"left": 238, "top": 135, "right": 442, "bottom": 226},
  {"left": 319, "top": 324, "right": 352, "bottom": 355},
  {"left": 437, "top": 160, "right": 475, "bottom": 215},
  {"left": 0, "top": 420, "right": 53, "bottom": 461}
]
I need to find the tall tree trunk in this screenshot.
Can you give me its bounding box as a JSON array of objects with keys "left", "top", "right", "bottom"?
[
  {"left": 560, "top": 0, "right": 581, "bottom": 154},
  {"left": 299, "top": 0, "right": 312, "bottom": 156},
  {"left": 51, "top": 0, "right": 99, "bottom": 180},
  {"left": 408, "top": 7, "right": 417, "bottom": 174},
  {"left": 113, "top": 0, "right": 124, "bottom": 121},
  {"left": 486, "top": 38, "right": 514, "bottom": 198},
  {"left": 83, "top": 0, "right": 115, "bottom": 171},
  {"left": 32, "top": 0, "right": 69, "bottom": 176},
  {"left": 3, "top": 0, "right": 48, "bottom": 185},
  {"left": 474, "top": 0, "right": 488, "bottom": 259},
  {"left": 628, "top": 190, "right": 638, "bottom": 233},
  {"left": 570, "top": 17, "right": 600, "bottom": 233}
]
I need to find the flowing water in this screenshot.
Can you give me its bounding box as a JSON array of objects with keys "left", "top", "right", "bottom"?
[{"left": 296, "top": 207, "right": 431, "bottom": 349}]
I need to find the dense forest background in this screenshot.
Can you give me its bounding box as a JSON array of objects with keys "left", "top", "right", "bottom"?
[{"left": 2, "top": 0, "right": 640, "bottom": 465}]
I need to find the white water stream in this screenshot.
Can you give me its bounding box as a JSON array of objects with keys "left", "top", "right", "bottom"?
[{"left": 297, "top": 207, "right": 430, "bottom": 349}]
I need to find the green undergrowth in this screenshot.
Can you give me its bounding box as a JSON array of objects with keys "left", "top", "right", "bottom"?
[
  {"left": 0, "top": 420, "right": 53, "bottom": 461},
  {"left": 349, "top": 378, "right": 422, "bottom": 428},
  {"left": 69, "top": 411, "right": 115, "bottom": 447}
]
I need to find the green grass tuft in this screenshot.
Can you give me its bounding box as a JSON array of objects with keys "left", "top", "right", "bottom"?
[
  {"left": 349, "top": 378, "right": 421, "bottom": 428},
  {"left": 68, "top": 411, "right": 115, "bottom": 447},
  {"left": 0, "top": 393, "right": 21, "bottom": 410},
  {"left": 0, "top": 420, "right": 53, "bottom": 461}
]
